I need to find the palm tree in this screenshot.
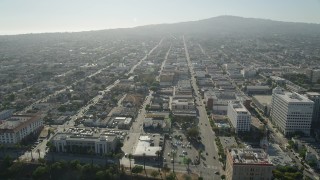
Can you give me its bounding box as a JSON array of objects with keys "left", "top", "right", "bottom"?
[
  {"left": 0, "top": 144, "right": 4, "bottom": 157},
  {"left": 155, "top": 150, "right": 161, "bottom": 171},
  {"left": 185, "top": 158, "right": 192, "bottom": 173},
  {"left": 162, "top": 165, "right": 170, "bottom": 178},
  {"left": 115, "top": 153, "right": 124, "bottom": 170},
  {"left": 36, "top": 149, "right": 41, "bottom": 159},
  {"left": 171, "top": 151, "right": 177, "bottom": 173},
  {"left": 28, "top": 145, "right": 34, "bottom": 160},
  {"left": 128, "top": 153, "right": 133, "bottom": 177},
  {"left": 87, "top": 148, "right": 95, "bottom": 166},
  {"left": 150, "top": 170, "right": 159, "bottom": 179},
  {"left": 142, "top": 153, "right": 147, "bottom": 177}
]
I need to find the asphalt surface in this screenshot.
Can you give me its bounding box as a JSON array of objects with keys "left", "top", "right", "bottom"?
[{"left": 183, "top": 36, "right": 222, "bottom": 179}]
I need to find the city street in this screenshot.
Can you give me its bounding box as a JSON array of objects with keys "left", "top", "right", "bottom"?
[{"left": 183, "top": 36, "right": 222, "bottom": 179}]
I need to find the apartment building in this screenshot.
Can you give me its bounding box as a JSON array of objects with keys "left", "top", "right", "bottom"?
[
  {"left": 226, "top": 148, "right": 274, "bottom": 180},
  {"left": 227, "top": 101, "right": 251, "bottom": 133},
  {"left": 270, "top": 87, "right": 314, "bottom": 136}
]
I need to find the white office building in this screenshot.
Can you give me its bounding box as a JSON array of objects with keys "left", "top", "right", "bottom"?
[
  {"left": 227, "top": 101, "right": 251, "bottom": 133},
  {"left": 52, "top": 128, "right": 118, "bottom": 155},
  {"left": 270, "top": 87, "right": 314, "bottom": 136}
]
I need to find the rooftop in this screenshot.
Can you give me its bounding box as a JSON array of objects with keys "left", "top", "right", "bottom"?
[
  {"left": 276, "top": 91, "right": 314, "bottom": 103},
  {"left": 133, "top": 135, "right": 162, "bottom": 157},
  {"left": 229, "top": 148, "right": 272, "bottom": 165},
  {"left": 252, "top": 95, "right": 272, "bottom": 105}
]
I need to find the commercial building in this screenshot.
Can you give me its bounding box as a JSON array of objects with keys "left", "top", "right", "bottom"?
[
  {"left": 0, "top": 114, "right": 43, "bottom": 145},
  {"left": 133, "top": 135, "right": 163, "bottom": 161},
  {"left": 305, "top": 92, "right": 320, "bottom": 128},
  {"left": 241, "top": 68, "right": 257, "bottom": 78},
  {"left": 205, "top": 89, "right": 238, "bottom": 115},
  {"left": 270, "top": 87, "right": 314, "bottom": 136},
  {"left": 307, "top": 69, "right": 320, "bottom": 83},
  {"left": 246, "top": 86, "right": 271, "bottom": 96},
  {"left": 225, "top": 148, "right": 274, "bottom": 180},
  {"left": 52, "top": 128, "right": 118, "bottom": 155},
  {"left": 227, "top": 101, "right": 251, "bottom": 133}
]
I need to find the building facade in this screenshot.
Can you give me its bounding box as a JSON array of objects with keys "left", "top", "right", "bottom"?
[
  {"left": 52, "top": 131, "right": 118, "bottom": 155},
  {"left": 226, "top": 148, "right": 274, "bottom": 180},
  {"left": 227, "top": 101, "right": 251, "bottom": 133},
  {"left": 270, "top": 87, "right": 314, "bottom": 136},
  {"left": 0, "top": 114, "right": 43, "bottom": 145},
  {"left": 305, "top": 92, "right": 320, "bottom": 129}
]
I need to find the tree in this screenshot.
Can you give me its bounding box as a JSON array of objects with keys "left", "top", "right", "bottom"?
[
  {"left": 3, "top": 155, "right": 13, "bottom": 169},
  {"left": 186, "top": 127, "right": 200, "bottom": 139},
  {"left": 51, "top": 162, "right": 62, "bottom": 171},
  {"left": 184, "top": 158, "right": 192, "bottom": 171},
  {"left": 95, "top": 170, "right": 106, "bottom": 180},
  {"left": 183, "top": 174, "right": 192, "bottom": 180},
  {"left": 70, "top": 160, "right": 81, "bottom": 170},
  {"left": 8, "top": 93, "right": 15, "bottom": 101},
  {"left": 150, "top": 170, "right": 159, "bottom": 179},
  {"left": 57, "top": 105, "right": 66, "bottom": 112},
  {"left": 145, "top": 104, "right": 150, "bottom": 111},
  {"left": 113, "top": 152, "right": 123, "bottom": 170},
  {"left": 36, "top": 149, "right": 41, "bottom": 159},
  {"left": 155, "top": 150, "right": 161, "bottom": 171},
  {"left": 166, "top": 172, "right": 176, "bottom": 180},
  {"left": 128, "top": 153, "right": 133, "bottom": 177},
  {"left": 32, "top": 166, "right": 48, "bottom": 180},
  {"left": 171, "top": 151, "right": 177, "bottom": 173},
  {"left": 162, "top": 165, "right": 170, "bottom": 177},
  {"left": 143, "top": 153, "right": 148, "bottom": 177},
  {"left": 132, "top": 165, "right": 143, "bottom": 175}
]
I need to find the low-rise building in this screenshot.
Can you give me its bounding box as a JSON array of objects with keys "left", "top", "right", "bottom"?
[
  {"left": 133, "top": 135, "right": 163, "bottom": 161},
  {"left": 52, "top": 128, "right": 118, "bottom": 155},
  {"left": 246, "top": 86, "right": 271, "bottom": 96},
  {"left": 226, "top": 148, "right": 274, "bottom": 180},
  {"left": 252, "top": 95, "right": 272, "bottom": 116}
]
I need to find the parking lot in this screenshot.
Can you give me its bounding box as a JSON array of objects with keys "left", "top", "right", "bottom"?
[{"left": 163, "top": 130, "right": 201, "bottom": 169}]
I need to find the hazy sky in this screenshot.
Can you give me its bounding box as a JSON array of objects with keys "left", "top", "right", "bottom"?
[{"left": 1, "top": 0, "right": 320, "bottom": 35}]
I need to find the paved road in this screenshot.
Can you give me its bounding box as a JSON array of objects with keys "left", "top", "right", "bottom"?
[
  {"left": 126, "top": 38, "right": 164, "bottom": 76},
  {"left": 156, "top": 45, "right": 171, "bottom": 81},
  {"left": 121, "top": 91, "right": 153, "bottom": 166},
  {"left": 183, "top": 36, "right": 222, "bottom": 180}
]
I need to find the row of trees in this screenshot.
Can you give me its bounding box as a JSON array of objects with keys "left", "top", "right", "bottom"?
[{"left": 272, "top": 165, "right": 303, "bottom": 180}]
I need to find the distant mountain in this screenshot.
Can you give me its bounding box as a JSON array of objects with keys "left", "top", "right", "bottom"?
[
  {"left": 127, "top": 15, "right": 320, "bottom": 36},
  {"left": 2, "top": 16, "right": 320, "bottom": 38}
]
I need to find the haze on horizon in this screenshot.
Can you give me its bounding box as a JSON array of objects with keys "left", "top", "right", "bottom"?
[{"left": 1, "top": 0, "right": 320, "bottom": 35}]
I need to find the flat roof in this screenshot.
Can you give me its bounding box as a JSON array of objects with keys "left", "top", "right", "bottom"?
[
  {"left": 252, "top": 95, "right": 272, "bottom": 105},
  {"left": 229, "top": 148, "right": 272, "bottom": 165},
  {"left": 277, "top": 92, "right": 314, "bottom": 103}
]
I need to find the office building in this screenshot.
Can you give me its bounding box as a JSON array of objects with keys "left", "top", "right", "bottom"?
[
  {"left": 305, "top": 92, "right": 320, "bottom": 128},
  {"left": 270, "top": 87, "right": 314, "bottom": 136},
  {"left": 52, "top": 128, "right": 118, "bottom": 155}
]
